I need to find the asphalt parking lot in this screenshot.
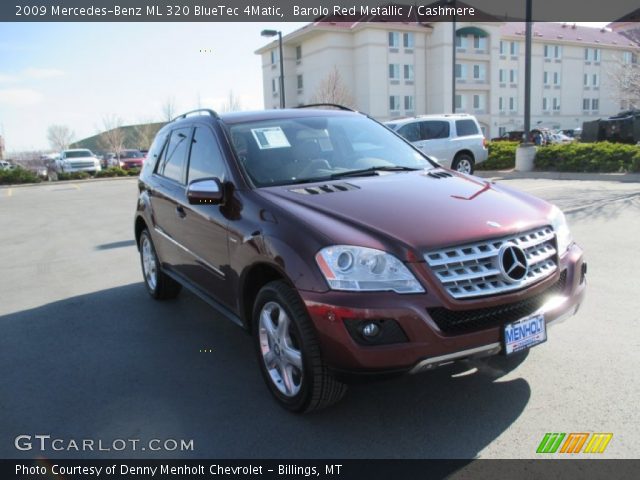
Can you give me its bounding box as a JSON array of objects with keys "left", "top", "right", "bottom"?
[{"left": 1, "top": 176, "right": 639, "bottom": 459}]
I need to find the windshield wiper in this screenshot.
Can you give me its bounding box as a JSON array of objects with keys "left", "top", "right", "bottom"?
[{"left": 330, "top": 165, "right": 421, "bottom": 179}]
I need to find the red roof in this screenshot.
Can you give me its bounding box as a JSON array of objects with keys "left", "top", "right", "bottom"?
[{"left": 501, "top": 22, "right": 639, "bottom": 48}]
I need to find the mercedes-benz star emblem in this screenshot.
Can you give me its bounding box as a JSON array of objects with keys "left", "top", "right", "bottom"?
[{"left": 498, "top": 243, "right": 529, "bottom": 283}]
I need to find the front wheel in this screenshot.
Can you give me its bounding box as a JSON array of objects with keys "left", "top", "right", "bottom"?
[
  {"left": 452, "top": 153, "right": 475, "bottom": 174},
  {"left": 253, "top": 281, "right": 346, "bottom": 413}
]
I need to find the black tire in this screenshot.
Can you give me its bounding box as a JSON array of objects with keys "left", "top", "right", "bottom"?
[
  {"left": 139, "top": 229, "right": 182, "bottom": 300},
  {"left": 451, "top": 153, "right": 475, "bottom": 174},
  {"left": 253, "top": 280, "right": 346, "bottom": 413}
]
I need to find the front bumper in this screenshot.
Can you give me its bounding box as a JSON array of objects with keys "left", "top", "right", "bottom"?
[{"left": 301, "top": 243, "right": 586, "bottom": 375}]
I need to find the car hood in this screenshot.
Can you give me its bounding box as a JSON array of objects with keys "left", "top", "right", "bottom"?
[{"left": 259, "top": 170, "right": 553, "bottom": 258}]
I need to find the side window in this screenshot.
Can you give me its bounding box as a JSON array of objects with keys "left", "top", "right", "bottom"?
[
  {"left": 187, "top": 127, "right": 227, "bottom": 183},
  {"left": 421, "top": 121, "right": 450, "bottom": 140},
  {"left": 397, "top": 123, "right": 421, "bottom": 142},
  {"left": 157, "top": 127, "right": 191, "bottom": 183},
  {"left": 455, "top": 119, "right": 480, "bottom": 137}
]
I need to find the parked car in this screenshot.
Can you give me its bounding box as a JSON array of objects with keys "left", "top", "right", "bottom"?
[
  {"left": 118, "top": 149, "right": 145, "bottom": 170},
  {"left": 0, "top": 160, "right": 11, "bottom": 170},
  {"left": 134, "top": 107, "right": 586, "bottom": 412},
  {"left": 384, "top": 114, "right": 487, "bottom": 174},
  {"left": 55, "top": 149, "right": 101, "bottom": 174},
  {"left": 548, "top": 132, "right": 574, "bottom": 144}
]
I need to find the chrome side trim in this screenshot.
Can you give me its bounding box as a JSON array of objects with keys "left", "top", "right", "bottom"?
[
  {"left": 153, "top": 226, "right": 226, "bottom": 278},
  {"left": 409, "top": 342, "right": 502, "bottom": 374}
]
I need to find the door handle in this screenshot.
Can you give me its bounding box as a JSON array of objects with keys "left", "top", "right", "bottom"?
[{"left": 176, "top": 206, "right": 187, "bottom": 218}]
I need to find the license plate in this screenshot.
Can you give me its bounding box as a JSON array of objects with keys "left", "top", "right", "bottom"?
[{"left": 503, "top": 313, "right": 547, "bottom": 355}]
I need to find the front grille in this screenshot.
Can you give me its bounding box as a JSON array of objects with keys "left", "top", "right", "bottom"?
[
  {"left": 428, "top": 270, "right": 567, "bottom": 334},
  {"left": 70, "top": 161, "right": 95, "bottom": 168},
  {"left": 424, "top": 226, "right": 557, "bottom": 299}
]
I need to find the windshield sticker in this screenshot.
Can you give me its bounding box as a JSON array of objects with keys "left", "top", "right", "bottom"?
[{"left": 251, "top": 127, "right": 291, "bottom": 150}]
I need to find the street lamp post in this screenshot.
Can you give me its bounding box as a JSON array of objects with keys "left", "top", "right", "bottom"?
[{"left": 261, "top": 29, "right": 285, "bottom": 109}]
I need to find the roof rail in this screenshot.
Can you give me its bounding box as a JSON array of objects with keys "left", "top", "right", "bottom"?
[
  {"left": 295, "top": 103, "right": 355, "bottom": 112},
  {"left": 171, "top": 109, "right": 220, "bottom": 122}
]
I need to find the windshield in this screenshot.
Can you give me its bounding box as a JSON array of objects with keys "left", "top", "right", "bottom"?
[
  {"left": 122, "top": 151, "right": 143, "bottom": 158},
  {"left": 228, "top": 115, "right": 434, "bottom": 187},
  {"left": 65, "top": 150, "right": 93, "bottom": 158}
]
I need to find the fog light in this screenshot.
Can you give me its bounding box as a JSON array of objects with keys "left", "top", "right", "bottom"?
[{"left": 362, "top": 323, "right": 380, "bottom": 337}]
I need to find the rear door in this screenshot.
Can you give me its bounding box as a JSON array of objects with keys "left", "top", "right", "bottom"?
[
  {"left": 418, "top": 120, "right": 452, "bottom": 166},
  {"left": 148, "top": 127, "right": 192, "bottom": 269}
]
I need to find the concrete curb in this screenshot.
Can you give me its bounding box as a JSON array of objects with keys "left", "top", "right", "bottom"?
[
  {"left": 475, "top": 170, "right": 640, "bottom": 183},
  {"left": 0, "top": 175, "right": 138, "bottom": 190}
]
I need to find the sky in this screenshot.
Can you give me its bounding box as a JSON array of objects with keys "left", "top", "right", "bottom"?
[
  {"left": 0, "top": 22, "right": 307, "bottom": 152},
  {"left": 0, "top": 21, "right": 609, "bottom": 152}
]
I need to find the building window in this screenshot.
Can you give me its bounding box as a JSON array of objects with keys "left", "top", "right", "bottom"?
[
  {"left": 455, "top": 64, "right": 467, "bottom": 79},
  {"left": 499, "top": 41, "right": 506, "bottom": 55},
  {"left": 404, "top": 64, "right": 414, "bottom": 80},
  {"left": 592, "top": 98, "right": 599, "bottom": 110},
  {"left": 473, "top": 64, "right": 486, "bottom": 81},
  {"left": 509, "top": 97, "right": 517, "bottom": 112},
  {"left": 543, "top": 97, "right": 549, "bottom": 111},
  {"left": 543, "top": 71, "right": 549, "bottom": 85},
  {"left": 295, "top": 45, "right": 302, "bottom": 61},
  {"left": 404, "top": 95, "right": 414, "bottom": 111},
  {"left": 473, "top": 35, "right": 486, "bottom": 50},
  {"left": 553, "top": 97, "right": 560, "bottom": 111},
  {"left": 499, "top": 97, "right": 504, "bottom": 112},
  {"left": 544, "top": 44, "right": 562, "bottom": 59},
  {"left": 388, "top": 32, "right": 400, "bottom": 48},
  {"left": 509, "top": 69, "right": 517, "bottom": 84},
  {"left": 270, "top": 50, "right": 279, "bottom": 65},
  {"left": 584, "top": 74, "right": 589, "bottom": 87},
  {"left": 403, "top": 32, "right": 414, "bottom": 48},
  {"left": 499, "top": 69, "right": 506, "bottom": 83},
  {"left": 297, "top": 74, "right": 303, "bottom": 91},
  {"left": 455, "top": 35, "right": 468, "bottom": 48},
  {"left": 553, "top": 72, "right": 560, "bottom": 85},
  {"left": 271, "top": 78, "right": 277, "bottom": 94},
  {"left": 583, "top": 98, "right": 590, "bottom": 110},
  {"left": 389, "top": 95, "right": 401, "bottom": 111},
  {"left": 389, "top": 64, "right": 400, "bottom": 80},
  {"left": 584, "top": 48, "right": 600, "bottom": 61},
  {"left": 592, "top": 73, "right": 599, "bottom": 87},
  {"left": 499, "top": 126, "right": 507, "bottom": 136},
  {"left": 455, "top": 94, "right": 463, "bottom": 110},
  {"left": 623, "top": 51, "right": 638, "bottom": 64},
  {"left": 510, "top": 41, "right": 518, "bottom": 56},
  {"left": 473, "top": 94, "right": 485, "bottom": 110}
]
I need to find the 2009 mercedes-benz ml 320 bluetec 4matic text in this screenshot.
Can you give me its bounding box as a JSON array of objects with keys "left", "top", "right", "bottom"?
[{"left": 134, "top": 106, "right": 586, "bottom": 412}]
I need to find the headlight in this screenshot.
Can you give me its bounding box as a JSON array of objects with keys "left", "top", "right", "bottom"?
[
  {"left": 548, "top": 205, "right": 572, "bottom": 255},
  {"left": 315, "top": 245, "right": 424, "bottom": 294}
]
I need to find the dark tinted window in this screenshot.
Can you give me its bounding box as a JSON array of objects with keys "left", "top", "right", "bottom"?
[
  {"left": 188, "top": 127, "right": 226, "bottom": 182},
  {"left": 455, "top": 119, "right": 479, "bottom": 137},
  {"left": 420, "top": 121, "right": 450, "bottom": 140},
  {"left": 397, "top": 123, "right": 421, "bottom": 142},
  {"left": 157, "top": 127, "right": 191, "bottom": 183}
]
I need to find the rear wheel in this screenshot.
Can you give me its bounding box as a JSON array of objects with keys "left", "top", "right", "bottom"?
[
  {"left": 253, "top": 280, "right": 346, "bottom": 412},
  {"left": 139, "top": 229, "right": 181, "bottom": 300},
  {"left": 452, "top": 153, "right": 475, "bottom": 174}
]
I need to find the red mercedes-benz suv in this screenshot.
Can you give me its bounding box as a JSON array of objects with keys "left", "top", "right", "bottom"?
[{"left": 134, "top": 106, "right": 586, "bottom": 412}]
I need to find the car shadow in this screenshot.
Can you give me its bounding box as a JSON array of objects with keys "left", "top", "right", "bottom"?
[{"left": 0, "top": 283, "right": 531, "bottom": 461}]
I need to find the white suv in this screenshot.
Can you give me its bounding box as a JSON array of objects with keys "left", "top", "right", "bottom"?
[{"left": 385, "top": 114, "right": 488, "bottom": 174}]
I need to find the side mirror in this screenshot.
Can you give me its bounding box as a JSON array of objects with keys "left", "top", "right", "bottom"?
[{"left": 187, "top": 178, "right": 224, "bottom": 205}]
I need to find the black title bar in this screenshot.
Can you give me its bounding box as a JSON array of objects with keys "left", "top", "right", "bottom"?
[{"left": 3, "top": 0, "right": 640, "bottom": 22}]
